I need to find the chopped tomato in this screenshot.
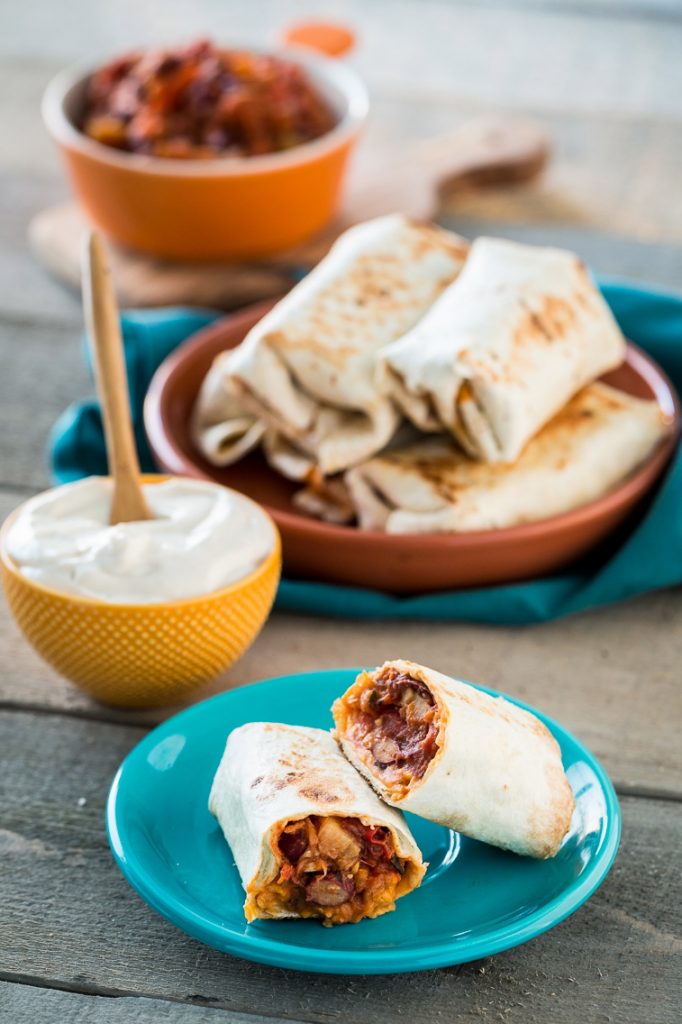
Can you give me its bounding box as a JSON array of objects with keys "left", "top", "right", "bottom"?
[
  {"left": 278, "top": 862, "right": 295, "bottom": 883},
  {"left": 82, "top": 39, "right": 336, "bottom": 159},
  {"left": 364, "top": 826, "right": 393, "bottom": 860}
]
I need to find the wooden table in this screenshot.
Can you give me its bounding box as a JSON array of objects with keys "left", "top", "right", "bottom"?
[{"left": 2, "top": 3, "right": 681, "bottom": 1022}]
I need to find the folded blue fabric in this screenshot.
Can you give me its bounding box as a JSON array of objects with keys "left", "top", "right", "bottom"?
[{"left": 49, "top": 281, "right": 681, "bottom": 622}]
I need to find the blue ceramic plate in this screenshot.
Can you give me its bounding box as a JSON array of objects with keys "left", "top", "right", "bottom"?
[{"left": 106, "top": 669, "right": 620, "bottom": 974}]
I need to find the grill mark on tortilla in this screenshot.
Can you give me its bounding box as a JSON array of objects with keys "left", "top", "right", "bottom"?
[
  {"left": 572, "top": 284, "right": 591, "bottom": 310},
  {"left": 396, "top": 217, "right": 469, "bottom": 258},
  {"left": 410, "top": 457, "right": 465, "bottom": 503},
  {"left": 254, "top": 750, "right": 356, "bottom": 804},
  {"left": 514, "top": 294, "right": 579, "bottom": 349},
  {"left": 365, "top": 383, "right": 659, "bottom": 504},
  {"left": 298, "top": 785, "right": 344, "bottom": 804},
  {"left": 260, "top": 235, "right": 467, "bottom": 367}
]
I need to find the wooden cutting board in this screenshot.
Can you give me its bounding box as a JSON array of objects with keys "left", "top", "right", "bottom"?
[{"left": 29, "top": 116, "right": 549, "bottom": 309}]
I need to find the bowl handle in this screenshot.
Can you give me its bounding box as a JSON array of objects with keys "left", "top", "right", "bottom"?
[{"left": 279, "top": 21, "right": 356, "bottom": 58}]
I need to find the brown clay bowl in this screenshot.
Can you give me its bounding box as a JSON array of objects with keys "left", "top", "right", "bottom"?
[{"left": 144, "top": 299, "right": 680, "bottom": 593}]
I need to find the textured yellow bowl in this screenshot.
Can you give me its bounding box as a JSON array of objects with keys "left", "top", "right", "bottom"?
[{"left": 0, "top": 481, "right": 281, "bottom": 708}]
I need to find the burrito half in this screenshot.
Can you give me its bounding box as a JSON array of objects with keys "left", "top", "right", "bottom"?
[
  {"left": 333, "top": 661, "right": 575, "bottom": 859},
  {"left": 194, "top": 214, "right": 468, "bottom": 476},
  {"left": 379, "top": 237, "right": 626, "bottom": 462},
  {"left": 341, "top": 383, "right": 668, "bottom": 533},
  {"left": 209, "top": 722, "right": 425, "bottom": 925}
]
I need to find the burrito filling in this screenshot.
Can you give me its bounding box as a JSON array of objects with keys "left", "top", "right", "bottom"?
[
  {"left": 337, "top": 667, "right": 441, "bottom": 798},
  {"left": 254, "top": 815, "right": 409, "bottom": 925}
]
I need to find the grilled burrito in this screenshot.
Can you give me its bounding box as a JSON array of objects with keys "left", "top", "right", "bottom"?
[
  {"left": 379, "top": 237, "right": 626, "bottom": 462},
  {"left": 333, "top": 661, "right": 575, "bottom": 859},
  {"left": 209, "top": 722, "right": 425, "bottom": 925},
  {"left": 338, "top": 383, "right": 668, "bottom": 532},
  {"left": 193, "top": 214, "right": 468, "bottom": 476}
]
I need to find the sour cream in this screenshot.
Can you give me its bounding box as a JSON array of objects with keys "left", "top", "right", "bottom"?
[{"left": 4, "top": 477, "right": 276, "bottom": 604}]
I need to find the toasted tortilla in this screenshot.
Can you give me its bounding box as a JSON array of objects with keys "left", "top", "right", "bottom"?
[
  {"left": 379, "top": 237, "right": 627, "bottom": 462},
  {"left": 333, "top": 661, "right": 576, "bottom": 859},
  {"left": 208, "top": 722, "right": 425, "bottom": 924},
  {"left": 338, "top": 383, "right": 668, "bottom": 533},
  {"left": 193, "top": 214, "right": 468, "bottom": 476},
  {"left": 191, "top": 358, "right": 266, "bottom": 466}
]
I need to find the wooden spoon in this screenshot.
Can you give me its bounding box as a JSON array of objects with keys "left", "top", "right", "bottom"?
[{"left": 82, "top": 231, "right": 152, "bottom": 524}]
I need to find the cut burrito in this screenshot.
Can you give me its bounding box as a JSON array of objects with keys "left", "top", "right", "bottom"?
[
  {"left": 338, "top": 383, "right": 668, "bottom": 533},
  {"left": 209, "top": 722, "right": 425, "bottom": 925},
  {"left": 333, "top": 661, "right": 575, "bottom": 859},
  {"left": 193, "top": 214, "right": 468, "bottom": 476},
  {"left": 379, "top": 237, "right": 627, "bottom": 462}
]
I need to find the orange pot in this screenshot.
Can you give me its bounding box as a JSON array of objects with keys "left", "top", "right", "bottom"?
[{"left": 42, "top": 47, "right": 368, "bottom": 262}]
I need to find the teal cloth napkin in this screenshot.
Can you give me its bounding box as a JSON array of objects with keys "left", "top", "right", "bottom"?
[{"left": 49, "top": 281, "right": 681, "bottom": 623}]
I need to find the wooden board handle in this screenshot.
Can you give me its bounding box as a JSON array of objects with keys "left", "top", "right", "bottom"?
[{"left": 414, "top": 116, "right": 551, "bottom": 197}]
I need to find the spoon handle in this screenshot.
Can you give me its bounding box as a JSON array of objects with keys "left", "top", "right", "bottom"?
[{"left": 82, "top": 231, "right": 152, "bottom": 525}]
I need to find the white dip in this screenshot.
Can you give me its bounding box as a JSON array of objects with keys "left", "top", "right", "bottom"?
[{"left": 5, "top": 477, "right": 276, "bottom": 603}]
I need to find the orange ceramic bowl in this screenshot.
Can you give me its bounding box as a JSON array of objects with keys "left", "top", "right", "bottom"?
[{"left": 42, "top": 48, "right": 368, "bottom": 261}]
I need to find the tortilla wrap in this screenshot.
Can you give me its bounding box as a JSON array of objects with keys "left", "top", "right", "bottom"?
[
  {"left": 209, "top": 722, "right": 425, "bottom": 924},
  {"left": 333, "top": 661, "right": 575, "bottom": 859},
  {"left": 191, "top": 358, "right": 266, "bottom": 466},
  {"left": 379, "top": 237, "right": 626, "bottom": 462},
  {"left": 193, "top": 214, "right": 468, "bottom": 476},
  {"left": 339, "top": 383, "right": 668, "bottom": 533}
]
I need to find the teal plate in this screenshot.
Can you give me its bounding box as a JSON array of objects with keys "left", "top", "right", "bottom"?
[{"left": 106, "top": 669, "right": 620, "bottom": 974}]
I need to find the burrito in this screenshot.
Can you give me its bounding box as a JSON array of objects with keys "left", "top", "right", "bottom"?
[
  {"left": 339, "top": 383, "right": 668, "bottom": 533},
  {"left": 193, "top": 214, "right": 469, "bottom": 476},
  {"left": 209, "top": 722, "right": 425, "bottom": 925},
  {"left": 379, "top": 237, "right": 627, "bottom": 462},
  {"left": 333, "top": 661, "right": 575, "bottom": 859},
  {"left": 191, "top": 359, "right": 267, "bottom": 467}
]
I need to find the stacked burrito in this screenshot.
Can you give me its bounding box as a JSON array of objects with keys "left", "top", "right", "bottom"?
[
  {"left": 194, "top": 215, "right": 669, "bottom": 533},
  {"left": 194, "top": 214, "right": 468, "bottom": 478},
  {"left": 209, "top": 661, "right": 576, "bottom": 926}
]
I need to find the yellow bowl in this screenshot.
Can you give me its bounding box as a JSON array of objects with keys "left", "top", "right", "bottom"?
[{"left": 0, "top": 478, "right": 281, "bottom": 708}]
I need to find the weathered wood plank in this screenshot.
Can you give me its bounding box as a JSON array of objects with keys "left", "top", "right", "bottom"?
[
  {"left": 0, "top": 172, "right": 83, "bottom": 329},
  {"left": 0, "top": 710, "right": 679, "bottom": 1023},
  {"left": 3, "top": 586, "right": 682, "bottom": 794},
  {"left": 0, "top": 982, "right": 284, "bottom": 1024},
  {"left": 447, "top": 217, "right": 682, "bottom": 291},
  {"left": 0, "top": 320, "right": 90, "bottom": 490},
  {"left": 3, "top": 587, "right": 681, "bottom": 797},
  {"left": 1, "top": 52, "right": 682, "bottom": 330},
  {"left": 1, "top": 473, "right": 680, "bottom": 795},
  {"left": 2, "top": 0, "right": 681, "bottom": 119}
]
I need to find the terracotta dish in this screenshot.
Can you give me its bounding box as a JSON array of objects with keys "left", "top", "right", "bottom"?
[
  {"left": 42, "top": 46, "right": 367, "bottom": 261},
  {"left": 144, "top": 300, "right": 680, "bottom": 593}
]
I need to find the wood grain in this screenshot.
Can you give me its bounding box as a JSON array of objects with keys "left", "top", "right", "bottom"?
[
  {"left": 1, "top": 474, "right": 680, "bottom": 795},
  {"left": 0, "top": 320, "right": 89, "bottom": 490},
  {"left": 2, "top": 59, "right": 682, "bottom": 324},
  {"left": 2, "top": 1, "right": 681, "bottom": 120},
  {"left": 0, "top": 709, "right": 680, "bottom": 1024},
  {"left": 2, "top": 2, "right": 682, "bottom": 1019},
  {"left": 0, "top": 983, "right": 283, "bottom": 1024},
  {"left": 29, "top": 117, "right": 550, "bottom": 309}
]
